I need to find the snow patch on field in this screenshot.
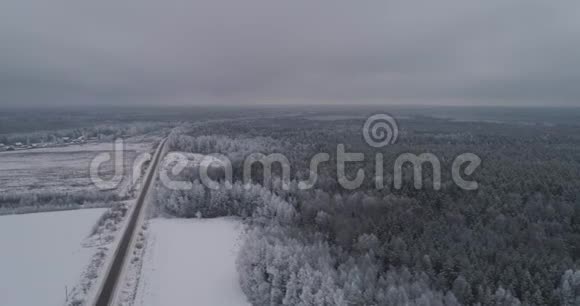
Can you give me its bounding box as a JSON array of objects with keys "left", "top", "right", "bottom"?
[
  {"left": 0, "top": 209, "right": 106, "bottom": 306},
  {"left": 66, "top": 202, "right": 132, "bottom": 306},
  {"left": 0, "top": 141, "right": 152, "bottom": 195},
  {"left": 132, "top": 218, "right": 249, "bottom": 306}
]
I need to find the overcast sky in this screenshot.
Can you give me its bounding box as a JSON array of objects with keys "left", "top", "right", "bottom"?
[{"left": 1, "top": 0, "right": 579, "bottom": 107}]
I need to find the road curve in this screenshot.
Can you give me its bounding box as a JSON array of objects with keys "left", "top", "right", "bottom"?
[{"left": 93, "top": 138, "right": 167, "bottom": 306}]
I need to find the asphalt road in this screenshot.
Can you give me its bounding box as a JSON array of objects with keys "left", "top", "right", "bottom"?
[{"left": 94, "top": 138, "right": 166, "bottom": 306}]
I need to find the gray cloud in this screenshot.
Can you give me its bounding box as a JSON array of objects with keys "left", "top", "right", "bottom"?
[{"left": 1, "top": 0, "right": 579, "bottom": 106}]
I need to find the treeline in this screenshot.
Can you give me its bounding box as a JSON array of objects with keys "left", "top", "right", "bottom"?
[
  {"left": 155, "top": 180, "right": 296, "bottom": 223},
  {"left": 0, "top": 121, "right": 172, "bottom": 145},
  {"left": 166, "top": 132, "right": 302, "bottom": 162},
  {"left": 0, "top": 190, "right": 122, "bottom": 215}
]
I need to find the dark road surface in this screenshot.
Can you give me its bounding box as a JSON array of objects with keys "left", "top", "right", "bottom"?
[{"left": 94, "top": 138, "right": 166, "bottom": 306}]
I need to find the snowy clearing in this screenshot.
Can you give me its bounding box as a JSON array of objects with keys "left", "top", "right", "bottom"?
[
  {"left": 133, "top": 218, "right": 249, "bottom": 306},
  {"left": 0, "top": 208, "right": 106, "bottom": 306},
  {"left": 0, "top": 141, "right": 152, "bottom": 195}
]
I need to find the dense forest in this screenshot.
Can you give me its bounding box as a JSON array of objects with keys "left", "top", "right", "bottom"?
[{"left": 153, "top": 115, "right": 580, "bottom": 305}]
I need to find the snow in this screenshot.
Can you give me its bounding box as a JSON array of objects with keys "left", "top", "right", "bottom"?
[
  {"left": 133, "top": 218, "right": 249, "bottom": 306},
  {"left": 0, "top": 141, "right": 152, "bottom": 194},
  {"left": 0, "top": 208, "right": 107, "bottom": 306},
  {"left": 161, "top": 151, "right": 224, "bottom": 169},
  {"left": 0, "top": 141, "right": 151, "bottom": 155}
]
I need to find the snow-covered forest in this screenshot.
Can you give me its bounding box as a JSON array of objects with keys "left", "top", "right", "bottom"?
[
  {"left": 153, "top": 114, "right": 580, "bottom": 306},
  {"left": 2, "top": 107, "right": 580, "bottom": 305},
  {"left": 4, "top": 0, "right": 580, "bottom": 303}
]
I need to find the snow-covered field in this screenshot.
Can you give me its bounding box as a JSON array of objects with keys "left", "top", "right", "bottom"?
[
  {"left": 0, "top": 141, "right": 152, "bottom": 194},
  {"left": 0, "top": 208, "right": 106, "bottom": 306},
  {"left": 133, "top": 218, "right": 249, "bottom": 306}
]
